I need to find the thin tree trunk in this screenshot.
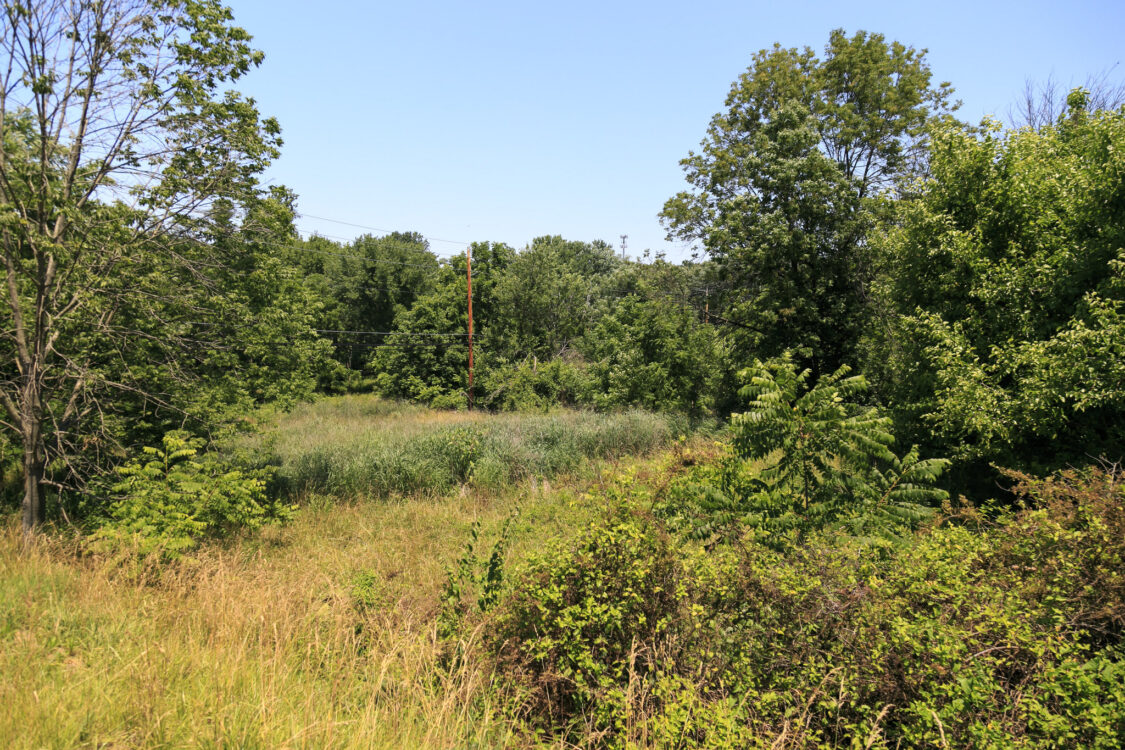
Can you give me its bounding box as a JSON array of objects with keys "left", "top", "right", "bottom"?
[{"left": 21, "top": 425, "right": 45, "bottom": 537}]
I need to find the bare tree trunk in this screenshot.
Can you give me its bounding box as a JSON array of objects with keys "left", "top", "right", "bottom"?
[
  {"left": 21, "top": 426, "right": 45, "bottom": 537},
  {"left": 19, "top": 372, "right": 45, "bottom": 536}
]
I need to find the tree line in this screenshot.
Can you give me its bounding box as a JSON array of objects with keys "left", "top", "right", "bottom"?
[{"left": 2, "top": 1, "right": 1123, "bottom": 534}]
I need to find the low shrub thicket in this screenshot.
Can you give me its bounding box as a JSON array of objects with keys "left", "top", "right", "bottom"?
[
  {"left": 94, "top": 432, "right": 293, "bottom": 559},
  {"left": 477, "top": 357, "right": 597, "bottom": 412},
  {"left": 484, "top": 465, "right": 1125, "bottom": 748}
]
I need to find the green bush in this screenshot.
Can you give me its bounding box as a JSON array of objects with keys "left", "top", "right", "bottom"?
[
  {"left": 489, "top": 512, "right": 706, "bottom": 744},
  {"left": 439, "top": 510, "right": 518, "bottom": 640},
  {"left": 477, "top": 356, "right": 596, "bottom": 412},
  {"left": 486, "top": 465, "right": 1125, "bottom": 748},
  {"left": 662, "top": 356, "right": 947, "bottom": 548},
  {"left": 94, "top": 432, "right": 293, "bottom": 558},
  {"left": 863, "top": 101, "right": 1125, "bottom": 478}
]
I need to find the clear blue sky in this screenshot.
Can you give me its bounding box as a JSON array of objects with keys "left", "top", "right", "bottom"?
[{"left": 225, "top": 0, "right": 1124, "bottom": 262}]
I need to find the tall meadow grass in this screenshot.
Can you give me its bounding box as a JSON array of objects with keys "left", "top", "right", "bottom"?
[
  {"left": 240, "top": 396, "right": 685, "bottom": 499},
  {"left": 2, "top": 400, "right": 692, "bottom": 748},
  {"left": 0, "top": 496, "right": 531, "bottom": 749}
]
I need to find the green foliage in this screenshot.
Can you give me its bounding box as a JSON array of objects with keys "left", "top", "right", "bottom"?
[
  {"left": 287, "top": 231, "right": 442, "bottom": 370},
  {"left": 415, "top": 425, "right": 482, "bottom": 485},
  {"left": 476, "top": 356, "right": 596, "bottom": 412},
  {"left": 1, "top": 0, "right": 294, "bottom": 529},
  {"left": 489, "top": 512, "right": 704, "bottom": 745},
  {"left": 95, "top": 432, "right": 292, "bottom": 558},
  {"left": 583, "top": 293, "right": 722, "bottom": 418},
  {"left": 254, "top": 397, "right": 682, "bottom": 499},
  {"left": 367, "top": 271, "right": 469, "bottom": 407},
  {"left": 734, "top": 356, "right": 895, "bottom": 506},
  {"left": 489, "top": 236, "right": 621, "bottom": 361},
  {"left": 360, "top": 235, "right": 732, "bottom": 418},
  {"left": 366, "top": 241, "right": 513, "bottom": 407},
  {"left": 662, "top": 29, "right": 958, "bottom": 374},
  {"left": 487, "top": 465, "right": 1125, "bottom": 748},
  {"left": 865, "top": 97, "right": 1125, "bottom": 476},
  {"left": 847, "top": 445, "right": 952, "bottom": 539},
  {"left": 438, "top": 509, "right": 518, "bottom": 639},
  {"left": 665, "top": 356, "right": 947, "bottom": 546}
]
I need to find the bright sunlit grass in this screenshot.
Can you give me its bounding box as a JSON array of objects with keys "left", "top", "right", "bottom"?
[
  {"left": 1, "top": 400, "right": 692, "bottom": 749},
  {"left": 237, "top": 396, "right": 686, "bottom": 499}
]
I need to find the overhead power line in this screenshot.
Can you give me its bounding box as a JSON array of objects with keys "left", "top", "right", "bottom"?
[
  {"left": 183, "top": 320, "right": 471, "bottom": 337},
  {"left": 250, "top": 238, "right": 473, "bottom": 271},
  {"left": 317, "top": 329, "right": 469, "bottom": 337},
  {"left": 298, "top": 213, "right": 473, "bottom": 247}
]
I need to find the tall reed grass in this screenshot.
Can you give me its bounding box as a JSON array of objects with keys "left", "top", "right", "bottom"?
[{"left": 241, "top": 397, "right": 685, "bottom": 499}]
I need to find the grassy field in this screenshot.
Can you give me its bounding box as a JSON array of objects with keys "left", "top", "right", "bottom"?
[
  {"left": 0, "top": 399, "right": 692, "bottom": 749},
  {"left": 6, "top": 399, "right": 1122, "bottom": 747},
  {"left": 240, "top": 395, "right": 687, "bottom": 498}
]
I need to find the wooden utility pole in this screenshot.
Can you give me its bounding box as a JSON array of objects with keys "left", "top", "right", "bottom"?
[{"left": 466, "top": 245, "right": 474, "bottom": 410}]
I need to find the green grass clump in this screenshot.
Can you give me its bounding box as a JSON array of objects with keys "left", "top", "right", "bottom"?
[{"left": 244, "top": 396, "right": 684, "bottom": 498}]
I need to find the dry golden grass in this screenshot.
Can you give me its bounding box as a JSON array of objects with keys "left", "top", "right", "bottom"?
[
  {"left": 0, "top": 452, "right": 630, "bottom": 749},
  {"left": 0, "top": 398, "right": 699, "bottom": 748}
]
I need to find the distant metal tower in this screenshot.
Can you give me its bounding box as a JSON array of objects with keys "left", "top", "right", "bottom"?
[{"left": 619, "top": 234, "right": 628, "bottom": 260}]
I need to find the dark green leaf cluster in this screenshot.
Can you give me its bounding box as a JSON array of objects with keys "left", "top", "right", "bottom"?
[{"left": 665, "top": 355, "right": 947, "bottom": 547}]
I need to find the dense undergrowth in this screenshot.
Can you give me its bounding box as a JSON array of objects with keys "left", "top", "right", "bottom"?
[
  {"left": 469, "top": 460, "right": 1125, "bottom": 748},
  {"left": 0, "top": 401, "right": 693, "bottom": 748},
  {"left": 0, "top": 405, "right": 642, "bottom": 748},
  {"left": 4, "top": 400, "right": 1125, "bottom": 748}
]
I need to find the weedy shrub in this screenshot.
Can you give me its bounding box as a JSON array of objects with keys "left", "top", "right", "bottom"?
[
  {"left": 661, "top": 356, "right": 948, "bottom": 549},
  {"left": 484, "top": 464, "right": 1125, "bottom": 748},
  {"left": 94, "top": 431, "right": 292, "bottom": 559},
  {"left": 439, "top": 509, "right": 519, "bottom": 640},
  {"left": 488, "top": 512, "right": 701, "bottom": 744},
  {"left": 990, "top": 464, "right": 1125, "bottom": 648}
]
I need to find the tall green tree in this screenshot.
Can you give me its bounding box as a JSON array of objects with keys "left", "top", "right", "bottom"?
[
  {"left": 865, "top": 92, "right": 1125, "bottom": 476},
  {"left": 369, "top": 242, "right": 514, "bottom": 407},
  {"left": 582, "top": 286, "right": 721, "bottom": 418},
  {"left": 661, "top": 29, "right": 956, "bottom": 374},
  {"left": 0, "top": 0, "right": 282, "bottom": 534},
  {"left": 317, "top": 232, "right": 439, "bottom": 369},
  {"left": 490, "top": 236, "right": 620, "bottom": 361}
]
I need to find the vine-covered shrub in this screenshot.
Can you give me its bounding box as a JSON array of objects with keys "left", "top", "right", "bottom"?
[
  {"left": 95, "top": 432, "right": 293, "bottom": 558},
  {"left": 487, "top": 466, "right": 1125, "bottom": 748}
]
